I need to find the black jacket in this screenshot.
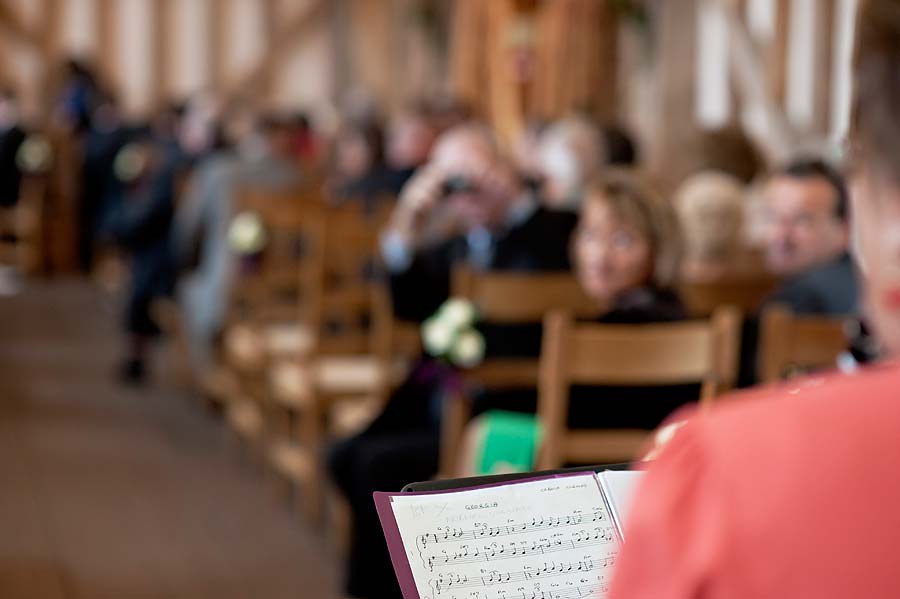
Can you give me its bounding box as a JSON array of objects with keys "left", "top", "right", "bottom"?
[
  {"left": 389, "top": 205, "right": 578, "bottom": 324},
  {"left": 567, "top": 287, "right": 698, "bottom": 431},
  {"left": 0, "top": 125, "right": 26, "bottom": 208},
  {"left": 767, "top": 252, "right": 857, "bottom": 316}
]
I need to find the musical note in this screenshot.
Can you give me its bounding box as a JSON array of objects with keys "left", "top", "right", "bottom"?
[
  {"left": 423, "top": 531, "right": 615, "bottom": 571},
  {"left": 417, "top": 510, "right": 606, "bottom": 549},
  {"left": 430, "top": 559, "right": 602, "bottom": 594}
]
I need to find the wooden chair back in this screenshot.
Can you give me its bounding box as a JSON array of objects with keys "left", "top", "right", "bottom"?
[
  {"left": 439, "top": 267, "right": 601, "bottom": 474},
  {"left": 314, "top": 204, "right": 383, "bottom": 355},
  {"left": 452, "top": 267, "right": 600, "bottom": 326},
  {"left": 0, "top": 176, "right": 46, "bottom": 273},
  {"left": 758, "top": 304, "right": 851, "bottom": 383},
  {"left": 226, "top": 186, "right": 325, "bottom": 326},
  {"left": 679, "top": 274, "right": 781, "bottom": 317},
  {"left": 536, "top": 306, "right": 741, "bottom": 468}
]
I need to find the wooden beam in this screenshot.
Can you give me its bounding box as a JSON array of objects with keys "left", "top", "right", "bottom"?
[
  {"left": 721, "top": 0, "right": 796, "bottom": 164},
  {"left": 329, "top": 0, "right": 352, "bottom": 104},
  {"left": 812, "top": 0, "right": 835, "bottom": 134},
  {"left": 0, "top": 0, "right": 41, "bottom": 49},
  {"left": 257, "top": 0, "right": 278, "bottom": 97},
  {"left": 40, "top": 0, "right": 62, "bottom": 58},
  {"left": 654, "top": 0, "right": 699, "bottom": 185},
  {"left": 768, "top": 0, "right": 790, "bottom": 106},
  {"left": 96, "top": 0, "right": 118, "bottom": 90},
  {"left": 151, "top": 0, "right": 173, "bottom": 110},
  {"left": 226, "top": 0, "right": 327, "bottom": 101},
  {"left": 208, "top": 0, "right": 228, "bottom": 91},
  {"left": 39, "top": 0, "right": 64, "bottom": 117}
]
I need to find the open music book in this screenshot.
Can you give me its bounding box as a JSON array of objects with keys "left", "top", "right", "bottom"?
[{"left": 375, "top": 470, "right": 643, "bottom": 599}]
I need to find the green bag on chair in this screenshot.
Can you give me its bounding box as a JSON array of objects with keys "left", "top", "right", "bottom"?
[{"left": 476, "top": 410, "right": 543, "bottom": 475}]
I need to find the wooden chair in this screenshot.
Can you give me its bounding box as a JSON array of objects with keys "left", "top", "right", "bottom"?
[
  {"left": 535, "top": 306, "right": 741, "bottom": 469},
  {"left": 679, "top": 273, "right": 781, "bottom": 317},
  {"left": 758, "top": 304, "right": 852, "bottom": 384},
  {"left": 220, "top": 186, "right": 325, "bottom": 446},
  {"left": 439, "top": 267, "right": 600, "bottom": 477},
  {"left": 0, "top": 176, "right": 46, "bottom": 274},
  {"left": 265, "top": 204, "right": 410, "bottom": 522}
]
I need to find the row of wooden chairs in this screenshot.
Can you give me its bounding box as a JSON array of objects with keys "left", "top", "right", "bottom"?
[
  {"left": 0, "top": 176, "right": 47, "bottom": 274},
  {"left": 439, "top": 268, "right": 743, "bottom": 476},
  {"left": 173, "top": 184, "right": 854, "bottom": 540},
  {"left": 200, "top": 187, "right": 405, "bottom": 525}
]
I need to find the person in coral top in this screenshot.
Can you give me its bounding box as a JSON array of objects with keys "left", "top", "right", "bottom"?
[{"left": 609, "top": 2, "right": 900, "bottom": 597}]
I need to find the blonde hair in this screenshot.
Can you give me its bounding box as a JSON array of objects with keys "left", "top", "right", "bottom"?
[
  {"left": 581, "top": 170, "right": 683, "bottom": 288},
  {"left": 673, "top": 170, "right": 746, "bottom": 258}
]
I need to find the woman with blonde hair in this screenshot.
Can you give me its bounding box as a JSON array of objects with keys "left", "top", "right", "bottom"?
[{"left": 466, "top": 171, "right": 695, "bottom": 475}]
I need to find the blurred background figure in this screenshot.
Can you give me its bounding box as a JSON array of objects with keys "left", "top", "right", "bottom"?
[
  {"left": 762, "top": 158, "right": 856, "bottom": 316},
  {"left": 674, "top": 170, "right": 753, "bottom": 282},
  {"left": 382, "top": 105, "right": 436, "bottom": 195},
  {"left": 465, "top": 172, "right": 692, "bottom": 476},
  {"left": 79, "top": 92, "right": 131, "bottom": 273},
  {"left": 174, "top": 110, "right": 302, "bottom": 372},
  {"left": 535, "top": 116, "right": 604, "bottom": 211},
  {"left": 600, "top": 124, "right": 639, "bottom": 168},
  {"left": 106, "top": 96, "right": 222, "bottom": 383},
  {"left": 56, "top": 59, "right": 102, "bottom": 135},
  {"left": 329, "top": 117, "right": 387, "bottom": 205},
  {"left": 330, "top": 122, "right": 578, "bottom": 598}
]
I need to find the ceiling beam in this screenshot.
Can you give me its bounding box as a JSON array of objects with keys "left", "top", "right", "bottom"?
[
  {"left": 0, "top": 0, "right": 41, "bottom": 50},
  {"left": 226, "top": 0, "right": 327, "bottom": 103}
]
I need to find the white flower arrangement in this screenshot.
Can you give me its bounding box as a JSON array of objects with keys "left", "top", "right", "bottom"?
[
  {"left": 422, "top": 298, "right": 486, "bottom": 368},
  {"left": 15, "top": 135, "right": 53, "bottom": 174},
  {"left": 227, "top": 211, "right": 268, "bottom": 255},
  {"left": 113, "top": 143, "right": 148, "bottom": 183}
]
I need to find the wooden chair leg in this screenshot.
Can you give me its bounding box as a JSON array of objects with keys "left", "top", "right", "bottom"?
[
  {"left": 439, "top": 391, "right": 472, "bottom": 478},
  {"left": 299, "top": 395, "right": 326, "bottom": 526}
]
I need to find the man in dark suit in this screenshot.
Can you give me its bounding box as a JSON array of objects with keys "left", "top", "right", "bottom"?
[
  {"left": 329, "top": 124, "right": 577, "bottom": 599},
  {"left": 739, "top": 159, "right": 858, "bottom": 386},
  {"left": 0, "top": 89, "right": 26, "bottom": 208},
  {"left": 763, "top": 158, "right": 856, "bottom": 315}
]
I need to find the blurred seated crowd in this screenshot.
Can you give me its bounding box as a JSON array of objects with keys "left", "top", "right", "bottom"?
[{"left": 0, "top": 58, "right": 870, "bottom": 599}]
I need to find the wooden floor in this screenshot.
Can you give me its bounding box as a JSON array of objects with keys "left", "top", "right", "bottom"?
[{"left": 0, "top": 280, "right": 342, "bottom": 599}]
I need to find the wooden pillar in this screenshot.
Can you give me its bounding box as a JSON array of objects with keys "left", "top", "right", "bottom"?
[
  {"left": 38, "top": 0, "right": 64, "bottom": 118},
  {"left": 654, "top": 0, "right": 699, "bottom": 187},
  {"left": 329, "top": 0, "right": 352, "bottom": 105},
  {"left": 96, "top": 0, "right": 117, "bottom": 90},
  {"left": 151, "top": 0, "right": 174, "bottom": 110},
  {"left": 812, "top": 0, "right": 835, "bottom": 134},
  {"left": 767, "top": 0, "right": 790, "bottom": 107},
  {"left": 257, "top": 0, "right": 278, "bottom": 98},
  {"left": 208, "top": 0, "right": 228, "bottom": 92}
]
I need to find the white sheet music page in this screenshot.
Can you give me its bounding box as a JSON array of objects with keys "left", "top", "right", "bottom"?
[
  {"left": 389, "top": 473, "right": 619, "bottom": 599},
  {"left": 596, "top": 471, "right": 644, "bottom": 542}
]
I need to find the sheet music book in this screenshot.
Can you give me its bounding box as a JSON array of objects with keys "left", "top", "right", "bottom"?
[{"left": 375, "top": 470, "right": 643, "bottom": 599}]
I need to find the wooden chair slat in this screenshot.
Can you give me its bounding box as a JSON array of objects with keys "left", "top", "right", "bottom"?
[
  {"left": 439, "top": 267, "right": 603, "bottom": 476},
  {"left": 680, "top": 274, "right": 781, "bottom": 317},
  {"left": 536, "top": 306, "right": 742, "bottom": 469},
  {"left": 759, "top": 304, "right": 851, "bottom": 383}
]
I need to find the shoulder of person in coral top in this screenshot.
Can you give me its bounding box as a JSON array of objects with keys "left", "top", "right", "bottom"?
[{"left": 609, "top": 360, "right": 900, "bottom": 599}]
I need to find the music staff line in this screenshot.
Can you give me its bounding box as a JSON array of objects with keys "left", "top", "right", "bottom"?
[
  {"left": 429, "top": 556, "right": 617, "bottom": 594},
  {"left": 464, "top": 582, "right": 609, "bottom": 599},
  {"left": 422, "top": 530, "right": 616, "bottom": 571},
  {"left": 417, "top": 510, "right": 606, "bottom": 549}
]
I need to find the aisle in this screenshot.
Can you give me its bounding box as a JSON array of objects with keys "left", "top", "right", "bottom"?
[{"left": 0, "top": 280, "right": 341, "bottom": 599}]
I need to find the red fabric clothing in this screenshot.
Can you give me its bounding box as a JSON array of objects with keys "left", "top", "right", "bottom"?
[{"left": 609, "top": 362, "right": 900, "bottom": 598}]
